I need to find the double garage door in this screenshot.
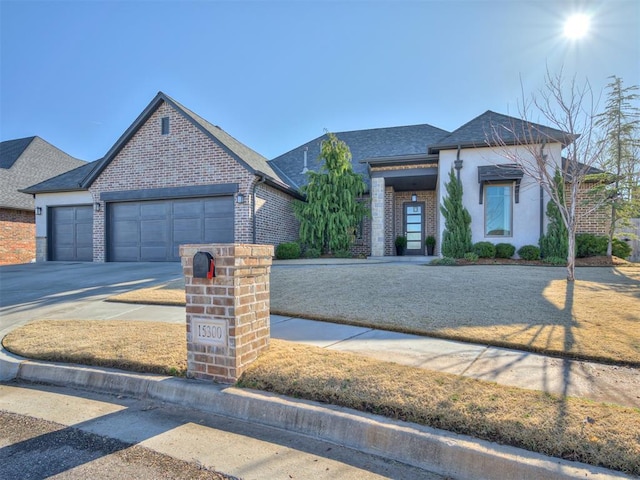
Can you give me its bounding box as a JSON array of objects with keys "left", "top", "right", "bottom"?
[{"left": 108, "top": 197, "right": 234, "bottom": 262}]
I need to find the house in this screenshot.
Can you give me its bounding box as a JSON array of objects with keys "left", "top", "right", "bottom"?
[
  {"left": 0, "top": 137, "right": 85, "bottom": 264},
  {"left": 23, "top": 92, "right": 301, "bottom": 262},
  {"left": 24, "top": 92, "right": 608, "bottom": 262}
]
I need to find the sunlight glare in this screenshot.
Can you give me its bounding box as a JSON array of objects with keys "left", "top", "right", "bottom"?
[{"left": 564, "top": 14, "right": 590, "bottom": 39}]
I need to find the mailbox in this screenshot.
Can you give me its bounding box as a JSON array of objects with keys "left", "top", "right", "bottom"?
[{"left": 193, "top": 251, "right": 215, "bottom": 279}]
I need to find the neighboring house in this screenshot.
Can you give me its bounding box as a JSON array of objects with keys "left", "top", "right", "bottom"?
[
  {"left": 23, "top": 92, "right": 301, "bottom": 262},
  {"left": 0, "top": 137, "right": 85, "bottom": 264},
  {"left": 24, "top": 92, "right": 609, "bottom": 262}
]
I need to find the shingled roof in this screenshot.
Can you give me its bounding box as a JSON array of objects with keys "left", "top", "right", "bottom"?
[
  {"left": 21, "top": 160, "right": 99, "bottom": 194},
  {"left": 428, "top": 110, "right": 573, "bottom": 152},
  {"left": 80, "top": 92, "right": 288, "bottom": 190},
  {"left": 269, "top": 124, "right": 450, "bottom": 190},
  {"left": 0, "top": 136, "right": 85, "bottom": 210}
]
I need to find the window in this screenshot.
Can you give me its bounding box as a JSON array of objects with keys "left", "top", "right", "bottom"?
[
  {"left": 161, "top": 117, "right": 170, "bottom": 135},
  {"left": 485, "top": 184, "right": 512, "bottom": 236}
]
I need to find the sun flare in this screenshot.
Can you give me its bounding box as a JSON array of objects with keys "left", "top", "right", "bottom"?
[{"left": 564, "top": 14, "right": 590, "bottom": 39}]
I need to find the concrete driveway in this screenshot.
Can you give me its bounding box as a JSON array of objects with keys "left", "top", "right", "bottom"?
[{"left": 0, "top": 262, "right": 183, "bottom": 338}]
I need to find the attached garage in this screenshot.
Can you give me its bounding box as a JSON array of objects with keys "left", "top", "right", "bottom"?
[
  {"left": 107, "top": 196, "right": 234, "bottom": 262},
  {"left": 49, "top": 205, "right": 93, "bottom": 261}
]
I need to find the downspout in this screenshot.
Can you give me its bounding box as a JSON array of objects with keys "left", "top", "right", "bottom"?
[
  {"left": 252, "top": 175, "right": 266, "bottom": 244},
  {"left": 539, "top": 141, "right": 547, "bottom": 239}
]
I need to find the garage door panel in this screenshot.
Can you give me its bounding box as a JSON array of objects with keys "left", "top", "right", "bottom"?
[
  {"left": 50, "top": 205, "right": 93, "bottom": 261},
  {"left": 109, "top": 196, "right": 233, "bottom": 262},
  {"left": 140, "top": 219, "right": 168, "bottom": 242}
]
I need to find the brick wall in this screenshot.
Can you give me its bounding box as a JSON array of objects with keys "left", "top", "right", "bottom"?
[
  {"left": 384, "top": 186, "right": 395, "bottom": 256},
  {"left": 351, "top": 195, "right": 371, "bottom": 258},
  {"left": 0, "top": 208, "right": 35, "bottom": 265},
  {"left": 571, "top": 184, "right": 611, "bottom": 236},
  {"left": 89, "top": 102, "right": 260, "bottom": 262},
  {"left": 254, "top": 182, "right": 299, "bottom": 246}
]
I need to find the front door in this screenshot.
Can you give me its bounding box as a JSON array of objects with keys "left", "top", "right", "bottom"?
[{"left": 404, "top": 202, "right": 425, "bottom": 255}]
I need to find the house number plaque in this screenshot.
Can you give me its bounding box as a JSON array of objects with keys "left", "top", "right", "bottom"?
[{"left": 193, "top": 317, "right": 227, "bottom": 346}]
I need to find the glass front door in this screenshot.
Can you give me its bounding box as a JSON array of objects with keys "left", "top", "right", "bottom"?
[{"left": 404, "top": 202, "right": 424, "bottom": 255}]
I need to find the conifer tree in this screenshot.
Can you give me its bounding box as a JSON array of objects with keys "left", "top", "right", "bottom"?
[
  {"left": 293, "top": 133, "right": 368, "bottom": 253},
  {"left": 539, "top": 169, "right": 568, "bottom": 259},
  {"left": 440, "top": 168, "right": 472, "bottom": 258}
]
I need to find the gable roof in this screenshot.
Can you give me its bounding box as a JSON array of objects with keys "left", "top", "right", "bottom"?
[
  {"left": 80, "top": 92, "right": 287, "bottom": 189},
  {"left": 428, "top": 110, "right": 573, "bottom": 152},
  {"left": 0, "top": 136, "right": 85, "bottom": 210},
  {"left": 21, "top": 160, "right": 99, "bottom": 194},
  {"left": 0, "top": 137, "right": 35, "bottom": 169},
  {"left": 269, "top": 123, "right": 450, "bottom": 189}
]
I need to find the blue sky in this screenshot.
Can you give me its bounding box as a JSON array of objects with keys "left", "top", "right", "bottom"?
[{"left": 1, "top": 0, "right": 638, "bottom": 161}]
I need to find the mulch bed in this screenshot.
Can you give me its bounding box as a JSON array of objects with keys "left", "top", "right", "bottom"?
[{"left": 455, "top": 255, "right": 629, "bottom": 267}]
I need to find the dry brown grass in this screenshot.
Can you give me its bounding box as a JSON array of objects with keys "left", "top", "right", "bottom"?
[
  {"left": 2, "top": 320, "right": 187, "bottom": 376},
  {"left": 3, "top": 320, "right": 639, "bottom": 475},
  {"left": 271, "top": 264, "right": 640, "bottom": 366},
  {"left": 107, "top": 279, "right": 186, "bottom": 306}
]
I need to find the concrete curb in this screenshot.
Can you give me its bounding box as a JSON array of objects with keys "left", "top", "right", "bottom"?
[{"left": 0, "top": 350, "right": 633, "bottom": 480}]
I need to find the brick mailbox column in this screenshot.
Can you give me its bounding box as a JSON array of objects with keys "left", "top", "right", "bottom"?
[{"left": 179, "top": 243, "right": 274, "bottom": 384}]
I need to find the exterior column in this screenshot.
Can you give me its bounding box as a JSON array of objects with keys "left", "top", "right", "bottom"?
[
  {"left": 179, "top": 243, "right": 273, "bottom": 384},
  {"left": 371, "top": 177, "right": 386, "bottom": 257}
]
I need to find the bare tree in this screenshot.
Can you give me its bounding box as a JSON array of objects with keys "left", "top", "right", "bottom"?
[{"left": 490, "top": 70, "right": 608, "bottom": 281}]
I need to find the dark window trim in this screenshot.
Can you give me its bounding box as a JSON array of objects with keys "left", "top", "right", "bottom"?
[
  {"left": 484, "top": 183, "right": 513, "bottom": 238},
  {"left": 161, "top": 116, "right": 170, "bottom": 135}
]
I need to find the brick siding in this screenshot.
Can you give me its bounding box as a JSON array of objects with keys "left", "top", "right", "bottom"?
[
  {"left": 88, "top": 102, "right": 269, "bottom": 261},
  {"left": 0, "top": 208, "right": 35, "bottom": 265},
  {"left": 254, "top": 182, "right": 299, "bottom": 246},
  {"left": 571, "top": 184, "right": 611, "bottom": 236}
]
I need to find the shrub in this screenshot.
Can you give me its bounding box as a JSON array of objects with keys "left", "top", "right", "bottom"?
[
  {"left": 612, "top": 238, "right": 632, "bottom": 259},
  {"left": 303, "top": 247, "right": 321, "bottom": 259},
  {"left": 575, "top": 233, "right": 608, "bottom": 258},
  {"left": 464, "top": 252, "right": 479, "bottom": 262},
  {"left": 275, "top": 242, "right": 301, "bottom": 260},
  {"left": 543, "top": 256, "right": 566, "bottom": 266},
  {"left": 495, "top": 243, "right": 516, "bottom": 259},
  {"left": 333, "top": 249, "right": 352, "bottom": 258},
  {"left": 518, "top": 245, "right": 540, "bottom": 261},
  {"left": 473, "top": 241, "right": 496, "bottom": 258},
  {"left": 430, "top": 256, "right": 457, "bottom": 266},
  {"left": 395, "top": 236, "right": 407, "bottom": 248}
]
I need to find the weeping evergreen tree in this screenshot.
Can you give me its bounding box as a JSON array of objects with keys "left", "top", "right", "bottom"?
[
  {"left": 539, "top": 169, "right": 568, "bottom": 259},
  {"left": 293, "top": 133, "right": 368, "bottom": 253},
  {"left": 440, "top": 168, "right": 472, "bottom": 258}
]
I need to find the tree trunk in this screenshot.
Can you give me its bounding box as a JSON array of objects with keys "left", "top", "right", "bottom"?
[{"left": 567, "top": 231, "right": 576, "bottom": 282}]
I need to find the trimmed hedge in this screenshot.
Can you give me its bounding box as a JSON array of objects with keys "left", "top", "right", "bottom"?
[
  {"left": 473, "top": 241, "right": 496, "bottom": 258},
  {"left": 576, "top": 233, "right": 608, "bottom": 258},
  {"left": 613, "top": 238, "right": 632, "bottom": 259},
  {"left": 495, "top": 243, "right": 516, "bottom": 259},
  {"left": 518, "top": 245, "right": 540, "bottom": 261},
  {"left": 275, "top": 242, "right": 301, "bottom": 260}
]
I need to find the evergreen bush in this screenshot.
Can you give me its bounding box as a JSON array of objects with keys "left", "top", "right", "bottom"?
[
  {"left": 576, "top": 234, "right": 608, "bottom": 258},
  {"left": 276, "top": 242, "right": 301, "bottom": 260},
  {"left": 473, "top": 241, "right": 496, "bottom": 258},
  {"left": 440, "top": 169, "right": 472, "bottom": 258},
  {"left": 612, "top": 238, "right": 632, "bottom": 259},
  {"left": 495, "top": 243, "right": 516, "bottom": 259},
  {"left": 539, "top": 169, "right": 568, "bottom": 259},
  {"left": 518, "top": 245, "right": 541, "bottom": 261}
]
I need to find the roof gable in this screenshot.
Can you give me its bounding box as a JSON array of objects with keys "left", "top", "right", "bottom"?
[
  {"left": 81, "top": 92, "right": 286, "bottom": 188},
  {"left": 428, "top": 110, "right": 572, "bottom": 152},
  {"left": 0, "top": 136, "right": 85, "bottom": 210},
  {"left": 0, "top": 137, "right": 35, "bottom": 169}
]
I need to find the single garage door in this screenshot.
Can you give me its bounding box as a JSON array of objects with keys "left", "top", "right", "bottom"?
[
  {"left": 49, "top": 205, "right": 94, "bottom": 261},
  {"left": 108, "top": 197, "right": 234, "bottom": 262}
]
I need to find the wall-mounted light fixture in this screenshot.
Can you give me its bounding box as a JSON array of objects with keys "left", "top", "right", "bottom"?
[
  {"left": 94, "top": 202, "right": 101, "bottom": 212},
  {"left": 411, "top": 193, "right": 417, "bottom": 202},
  {"left": 36, "top": 207, "right": 42, "bottom": 215},
  {"left": 236, "top": 193, "right": 245, "bottom": 204}
]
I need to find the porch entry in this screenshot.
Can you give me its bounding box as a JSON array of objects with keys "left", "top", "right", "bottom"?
[{"left": 404, "top": 202, "right": 425, "bottom": 255}]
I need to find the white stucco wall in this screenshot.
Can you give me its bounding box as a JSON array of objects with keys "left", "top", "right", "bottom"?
[
  {"left": 35, "top": 191, "right": 93, "bottom": 237},
  {"left": 437, "top": 143, "right": 562, "bottom": 254}
]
